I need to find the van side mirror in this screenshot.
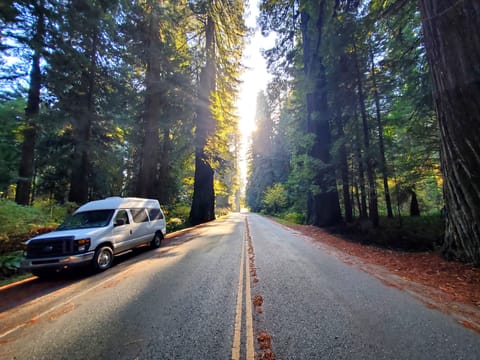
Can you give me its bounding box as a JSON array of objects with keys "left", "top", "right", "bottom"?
[{"left": 114, "top": 219, "right": 125, "bottom": 227}]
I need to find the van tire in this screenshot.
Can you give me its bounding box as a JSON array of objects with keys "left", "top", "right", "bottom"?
[
  {"left": 150, "top": 232, "right": 163, "bottom": 249},
  {"left": 93, "top": 246, "right": 114, "bottom": 272}
]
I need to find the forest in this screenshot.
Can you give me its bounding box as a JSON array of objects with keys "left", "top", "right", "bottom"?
[
  {"left": 246, "top": 0, "right": 480, "bottom": 264},
  {"left": 0, "top": 0, "right": 245, "bottom": 227},
  {"left": 1, "top": 0, "right": 480, "bottom": 272}
]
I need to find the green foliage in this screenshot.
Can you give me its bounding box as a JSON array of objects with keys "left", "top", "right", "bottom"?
[
  {"left": 215, "top": 207, "right": 231, "bottom": 218},
  {"left": 256, "top": 0, "right": 442, "bottom": 228},
  {"left": 0, "top": 0, "right": 240, "bottom": 214},
  {"left": 339, "top": 215, "right": 444, "bottom": 252},
  {"left": 32, "top": 198, "right": 77, "bottom": 223},
  {"left": 283, "top": 212, "right": 305, "bottom": 224},
  {"left": 262, "top": 183, "right": 288, "bottom": 215},
  {"left": 246, "top": 91, "right": 290, "bottom": 212},
  {"left": 0, "top": 98, "right": 23, "bottom": 194},
  {"left": 0, "top": 199, "right": 59, "bottom": 257},
  {"left": 0, "top": 199, "right": 48, "bottom": 237},
  {"left": 0, "top": 251, "right": 23, "bottom": 278},
  {"left": 164, "top": 203, "right": 191, "bottom": 232}
]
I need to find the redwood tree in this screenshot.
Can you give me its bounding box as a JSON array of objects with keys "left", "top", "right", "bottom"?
[
  {"left": 135, "top": 3, "right": 164, "bottom": 198},
  {"left": 15, "top": 0, "right": 45, "bottom": 205},
  {"left": 418, "top": 0, "right": 480, "bottom": 263},
  {"left": 189, "top": 0, "right": 245, "bottom": 225},
  {"left": 301, "top": 0, "right": 341, "bottom": 226},
  {"left": 189, "top": 14, "right": 216, "bottom": 225}
]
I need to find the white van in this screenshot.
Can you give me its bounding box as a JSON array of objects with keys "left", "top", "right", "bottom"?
[{"left": 22, "top": 197, "right": 166, "bottom": 277}]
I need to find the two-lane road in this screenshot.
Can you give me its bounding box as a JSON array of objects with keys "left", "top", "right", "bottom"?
[{"left": 1, "top": 213, "right": 479, "bottom": 359}]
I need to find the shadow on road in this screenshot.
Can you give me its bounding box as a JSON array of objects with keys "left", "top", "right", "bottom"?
[
  {"left": 0, "top": 227, "right": 202, "bottom": 315},
  {"left": 0, "top": 216, "right": 240, "bottom": 316}
]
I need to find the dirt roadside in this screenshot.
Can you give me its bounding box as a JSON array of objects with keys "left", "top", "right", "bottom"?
[{"left": 278, "top": 222, "right": 480, "bottom": 333}]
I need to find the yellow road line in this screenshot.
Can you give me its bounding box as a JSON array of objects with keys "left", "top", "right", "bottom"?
[
  {"left": 245, "top": 231, "right": 255, "bottom": 360},
  {"left": 232, "top": 220, "right": 256, "bottom": 360},
  {"left": 232, "top": 232, "right": 245, "bottom": 360}
]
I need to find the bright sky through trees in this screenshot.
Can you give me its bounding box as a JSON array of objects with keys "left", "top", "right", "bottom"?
[{"left": 237, "top": 1, "right": 275, "bottom": 188}]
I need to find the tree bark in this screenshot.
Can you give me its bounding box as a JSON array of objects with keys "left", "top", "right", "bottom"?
[
  {"left": 156, "top": 129, "right": 172, "bottom": 204},
  {"left": 15, "top": 0, "right": 45, "bottom": 205},
  {"left": 353, "top": 42, "right": 379, "bottom": 226},
  {"left": 136, "top": 8, "right": 162, "bottom": 199},
  {"left": 337, "top": 118, "right": 353, "bottom": 222},
  {"left": 354, "top": 104, "right": 368, "bottom": 218},
  {"left": 301, "top": 1, "right": 341, "bottom": 227},
  {"left": 68, "top": 26, "right": 98, "bottom": 204},
  {"left": 410, "top": 189, "right": 420, "bottom": 216},
  {"left": 189, "top": 14, "right": 216, "bottom": 225},
  {"left": 418, "top": 0, "right": 480, "bottom": 263},
  {"left": 370, "top": 47, "right": 393, "bottom": 218}
]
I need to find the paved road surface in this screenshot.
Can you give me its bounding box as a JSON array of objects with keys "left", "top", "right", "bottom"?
[{"left": 1, "top": 213, "right": 479, "bottom": 359}]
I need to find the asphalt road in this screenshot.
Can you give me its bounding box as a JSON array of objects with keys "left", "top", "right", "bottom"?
[{"left": 1, "top": 213, "right": 480, "bottom": 359}]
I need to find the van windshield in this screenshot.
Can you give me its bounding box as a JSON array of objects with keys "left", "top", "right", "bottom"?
[{"left": 58, "top": 210, "right": 115, "bottom": 230}]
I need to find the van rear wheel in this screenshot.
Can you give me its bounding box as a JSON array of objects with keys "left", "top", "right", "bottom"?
[
  {"left": 93, "top": 246, "right": 113, "bottom": 272},
  {"left": 150, "top": 232, "right": 163, "bottom": 249}
]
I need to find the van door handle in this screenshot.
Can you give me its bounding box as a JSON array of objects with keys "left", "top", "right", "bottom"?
[{"left": 130, "top": 230, "right": 132, "bottom": 234}]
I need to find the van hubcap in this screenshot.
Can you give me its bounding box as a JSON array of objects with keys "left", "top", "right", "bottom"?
[{"left": 98, "top": 251, "right": 111, "bottom": 268}]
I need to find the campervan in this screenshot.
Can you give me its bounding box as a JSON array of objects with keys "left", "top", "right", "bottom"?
[{"left": 22, "top": 197, "right": 166, "bottom": 277}]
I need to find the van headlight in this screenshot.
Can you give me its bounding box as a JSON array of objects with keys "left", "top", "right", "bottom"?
[{"left": 74, "top": 238, "right": 91, "bottom": 253}]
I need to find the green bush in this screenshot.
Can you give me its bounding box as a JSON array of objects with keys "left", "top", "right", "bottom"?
[
  {"left": 0, "top": 199, "right": 48, "bottom": 236},
  {"left": 164, "top": 203, "right": 190, "bottom": 232},
  {"left": 283, "top": 212, "right": 305, "bottom": 224},
  {"left": 0, "top": 251, "right": 23, "bottom": 278},
  {"left": 215, "top": 207, "right": 231, "bottom": 218},
  {"left": 262, "top": 183, "right": 288, "bottom": 215},
  {"left": 0, "top": 199, "right": 60, "bottom": 254},
  {"left": 338, "top": 214, "right": 444, "bottom": 251},
  {"left": 32, "top": 198, "right": 77, "bottom": 223}
]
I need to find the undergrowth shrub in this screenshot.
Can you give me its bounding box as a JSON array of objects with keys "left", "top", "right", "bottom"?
[
  {"left": 283, "top": 212, "right": 305, "bottom": 224},
  {"left": 0, "top": 251, "right": 23, "bottom": 278},
  {"left": 164, "top": 203, "right": 190, "bottom": 232},
  {"left": 338, "top": 214, "right": 444, "bottom": 251},
  {"left": 0, "top": 200, "right": 59, "bottom": 254}
]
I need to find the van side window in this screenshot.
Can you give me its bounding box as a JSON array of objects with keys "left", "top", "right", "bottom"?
[
  {"left": 114, "top": 210, "right": 129, "bottom": 226},
  {"left": 131, "top": 208, "right": 149, "bottom": 223},
  {"left": 148, "top": 208, "right": 164, "bottom": 220}
]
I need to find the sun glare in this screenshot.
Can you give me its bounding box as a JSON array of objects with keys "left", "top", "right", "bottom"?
[{"left": 237, "top": 3, "right": 276, "bottom": 189}]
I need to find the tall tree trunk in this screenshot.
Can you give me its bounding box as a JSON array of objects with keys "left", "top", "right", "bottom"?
[
  {"left": 157, "top": 129, "right": 171, "bottom": 204},
  {"left": 189, "top": 15, "right": 216, "bottom": 225},
  {"left": 370, "top": 47, "right": 393, "bottom": 218},
  {"left": 353, "top": 42, "right": 379, "bottom": 227},
  {"left": 354, "top": 107, "right": 368, "bottom": 218},
  {"left": 68, "top": 26, "right": 98, "bottom": 204},
  {"left": 338, "top": 118, "right": 353, "bottom": 222},
  {"left": 136, "top": 9, "right": 162, "bottom": 199},
  {"left": 410, "top": 189, "right": 420, "bottom": 216},
  {"left": 15, "top": 0, "right": 45, "bottom": 205},
  {"left": 353, "top": 177, "right": 361, "bottom": 218},
  {"left": 418, "top": 0, "right": 480, "bottom": 263},
  {"left": 301, "top": 1, "right": 341, "bottom": 227}
]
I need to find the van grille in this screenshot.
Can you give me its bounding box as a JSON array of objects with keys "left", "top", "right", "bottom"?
[{"left": 26, "top": 237, "right": 75, "bottom": 258}]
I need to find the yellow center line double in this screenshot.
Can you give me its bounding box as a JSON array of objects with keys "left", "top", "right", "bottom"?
[{"left": 232, "top": 227, "right": 254, "bottom": 360}]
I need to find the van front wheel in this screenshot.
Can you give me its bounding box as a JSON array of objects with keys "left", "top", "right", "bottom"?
[
  {"left": 150, "top": 232, "right": 163, "bottom": 249},
  {"left": 93, "top": 246, "right": 113, "bottom": 272}
]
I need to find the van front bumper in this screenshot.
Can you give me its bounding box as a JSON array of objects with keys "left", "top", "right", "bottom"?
[{"left": 21, "top": 251, "right": 95, "bottom": 270}]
